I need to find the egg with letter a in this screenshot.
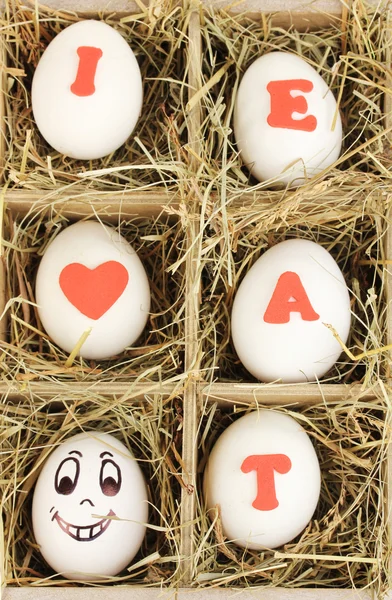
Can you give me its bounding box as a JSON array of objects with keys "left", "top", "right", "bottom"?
[
  {"left": 32, "top": 20, "right": 143, "bottom": 159},
  {"left": 204, "top": 410, "right": 321, "bottom": 549},
  {"left": 32, "top": 432, "right": 148, "bottom": 580},
  {"left": 231, "top": 239, "right": 351, "bottom": 382},
  {"left": 233, "top": 52, "right": 342, "bottom": 187},
  {"left": 36, "top": 221, "right": 150, "bottom": 360}
]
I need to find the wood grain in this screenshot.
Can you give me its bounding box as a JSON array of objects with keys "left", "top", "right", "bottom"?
[
  {"left": 4, "top": 190, "right": 179, "bottom": 221},
  {"left": 201, "top": 382, "right": 381, "bottom": 407},
  {"left": 1, "top": 586, "right": 380, "bottom": 599},
  {"left": 180, "top": 7, "right": 203, "bottom": 585}
]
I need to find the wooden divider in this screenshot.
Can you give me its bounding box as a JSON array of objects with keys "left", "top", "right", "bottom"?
[
  {"left": 180, "top": 5, "right": 203, "bottom": 584},
  {"left": 0, "top": 31, "right": 7, "bottom": 341}
]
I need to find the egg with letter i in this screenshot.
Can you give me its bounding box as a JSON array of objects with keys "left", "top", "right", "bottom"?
[
  {"left": 32, "top": 432, "right": 148, "bottom": 579},
  {"left": 32, "top": 20, "right": 143, "bottom": 160},
  {"left": 35, "top": 221, "right": 150, "bottom": 360},
  {"left": 231, "top": 239, "right": 351, "bottom": 382},
  {"left": 233, "top": 52, "right": 342, "bottom": 187},
  {"left": 204, "top": 410, "right": 321, "bottom": 549}
]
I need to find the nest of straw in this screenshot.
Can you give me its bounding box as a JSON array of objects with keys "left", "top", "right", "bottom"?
[
  {"left": 2, "top": 201, "right": 187, "bottom": 384},
  {"left": 2, "top": 0, "right": 191, "bottom": 191},
  {"left": 200, "top": 182, "right": 390, "bottom": 385},
  {"left": 191, "top": 3, "right": 392, "bottom": 590},
  {"left": 1, "top": 0, "right": 392, "bottom": 595},
  {"left": 1, "top": 387, "right": 184, "bottom": 586},
  {"left": 196, "top": 1, "right": 392, "bottom": 385},
  {"left": 194, "top": 392, "right": 391, "bottom": 593},
  {"left": 195, "top": 2, "right": 392, "bottom": 192}
]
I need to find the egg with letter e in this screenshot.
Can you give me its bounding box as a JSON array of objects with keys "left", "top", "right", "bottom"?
[
  {"left": 233, "top": 51, "right": 342, "bottom": 187},
  {"left": 36, "top": 221, "right": 150, "bottom": 360},
  {"left": 32, "top": 432, "right": 148, "bottom": 579},
  {"left": 32, "top": 20, "right": 143, "bottom": 159},
  {"left": 231, "top": 239, "right": 351, "bottom": 382},
  {"left": 204, "top": 410, "right": 321, "bottom": 549}
]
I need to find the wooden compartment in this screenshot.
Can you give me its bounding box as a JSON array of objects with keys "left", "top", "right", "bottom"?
[
  {"left": 1, "top": 194, "right": 186, "bottom": 384},
  {"left": 1, "top": 385, "right": 184, "bottom": 587},
  {"left": 1, "top": 0, "right": 392, "bottom": 599}
]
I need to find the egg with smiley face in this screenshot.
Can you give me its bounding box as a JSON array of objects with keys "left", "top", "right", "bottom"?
[{"left": 32, "top": 432, "right": 148, "bottom": 580}]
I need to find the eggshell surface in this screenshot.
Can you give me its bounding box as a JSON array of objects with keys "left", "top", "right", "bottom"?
[
  {"left": 233, "top": 52, "right": 342, "bottom": 187},
  {"left": 32, "top": 20, "right": 143, "bottom": 159},
  {"left": 231, "top": 239, "right": 351, "bottom": 382},
  {"left": 36, "top": 221, "right": 150, "bottom": 360},
  {"left": 204, "top": 410, "right": 321, "bottom": 549},
  {"left": 32, "top": 432, "right": 148, "bottom": 579}
]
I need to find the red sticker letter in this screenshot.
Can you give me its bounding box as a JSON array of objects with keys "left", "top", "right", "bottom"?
[
  {"left": 263, "top": 271, "right": 320, "bottom": 324},
  {"left": 266, "top": 80, "right": 317, "bottom": 132},
  {"left": 241, "top": 454, "right": 292, "bottom": 511},
  {"left": 71, "top": 46, "right": 103, "bottom": 97}
]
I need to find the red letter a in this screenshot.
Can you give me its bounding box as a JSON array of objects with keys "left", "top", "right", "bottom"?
[
  {"left": 241, "top": 454, "right": 292, "bottom": 511},
  {"left": 263, "top": 271, "right": 320, "bottom": 324},
  {"left": 267, "top": 80, "right": 317, "bottom": 132}
]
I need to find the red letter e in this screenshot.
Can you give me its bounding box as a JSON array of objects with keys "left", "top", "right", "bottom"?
[{"left": 267, "top": 79, "right": 317, "bottom": 132}]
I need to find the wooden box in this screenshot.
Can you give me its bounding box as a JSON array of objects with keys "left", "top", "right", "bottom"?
[{"left": 1, "top": 0, "right": 392, "bottom": 599}]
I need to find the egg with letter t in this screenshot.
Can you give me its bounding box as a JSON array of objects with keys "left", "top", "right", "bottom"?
[
  {"left": 32, "top": 20, "right": 143, "bottom": 159},
  {"left": 231, "top": 239, "right": 351, "bottom": 382},
  {"left": 204, "top": 410, "right": 321, "bottom": 549},
  {"left": 32, "top": 432, "right": 148, "bottom": 579},
  {"left": 233, "top": 51, "right": 342, "bottom": 187},
  {"left": 35, "top": 221, "right": 150, "bottom": 360}
]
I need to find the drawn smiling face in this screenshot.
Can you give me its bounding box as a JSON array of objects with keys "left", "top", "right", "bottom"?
[{"left": 32, "top": 432, "right": 148, "bottom": 580}]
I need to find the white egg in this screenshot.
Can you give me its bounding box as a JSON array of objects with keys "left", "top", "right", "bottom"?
[
  {"left": 32, "top": 20, "right": 143, "bottom": 160},
  {"left": 36, "top": 221, "right": 150, "bottom": 360},
  {"left": 32, "top": 432, "right": 148, "bottom": 580},
  {"left": 231, "top": 239, "right": 351, "bottom": 382},
  {"left": 233, "top": 52, "right": 342, "bottom": 187},
  {"left": 204, "top": 410, "right": 321, "bottom": 549}
]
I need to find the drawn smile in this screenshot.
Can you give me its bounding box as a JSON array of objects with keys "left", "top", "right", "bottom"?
[{"left": 51, "top": 509, "right": 115, "bottom": 542}]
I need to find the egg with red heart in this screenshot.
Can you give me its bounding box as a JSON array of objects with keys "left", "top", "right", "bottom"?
[
  {"left": 32, "top": 432, "right": 148, "bottom": 580},
  {"left": 35, "top": 221, "right": 150, "bottom": 359}
]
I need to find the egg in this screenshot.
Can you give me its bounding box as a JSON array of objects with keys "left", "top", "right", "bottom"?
[
  {"left": 231, "top": 239, "right": 351, "bottom": 382},
  {"left": 233, "top": 52, "right": 342, "bottom": 187},
  {"left": 32, "top": 432, "right": 148, "bottom": 580},
  {"left": 36, "top": 221, "right": 150, "bottom": 360},
  {"left": 32, "top": 20, "right": 143, "bottom": 160},
  {"left": 204, "top": 410, "right": 321, "bottom": 549}
]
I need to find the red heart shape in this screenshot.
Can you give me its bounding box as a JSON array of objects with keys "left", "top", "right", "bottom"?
[{"left": 59, "top": 261, "right": 129, "bottom": 320}]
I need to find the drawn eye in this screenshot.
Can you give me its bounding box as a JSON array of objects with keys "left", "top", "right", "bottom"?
[
  {"left": 55, "top": 457, "right": 80, "bottom": 495},
  {"left": 100, "top": 459, "right": 122, "bottom": 496}
]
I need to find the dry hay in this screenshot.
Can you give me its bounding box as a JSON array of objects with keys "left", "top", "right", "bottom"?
[
  {"left": 1, "top": 200, "right": 187, "bottom": 384},
  {"left": 194, "top": 390, "right": 391, "bottom": 593},
  {"left": 1, "top": 386, "right": 184, "bottom": 586},
  {"left": 2, "top": 0, "right": 191, "bottom": 191}
]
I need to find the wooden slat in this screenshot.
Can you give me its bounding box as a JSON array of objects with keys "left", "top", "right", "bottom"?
[
  {"left": 383, "top": 7, "right": 392, "bottom": 574},
  {"left": 0, "top": 586, "right": 381, "bottom": 599},
  {"left": 4, "top": 190, "right": 179, "bottom": 222},
  {"left": 0, "top": 28, "right": 7, "bottom": 342},
  {"left": 1, "top": 591, "right": 175, "bottom": 600},
  {"left": 179, "top": 7, "right": 202, "bottom": 586},
  {"left": 0, "top": 20, "right": 6, "bottom": 180},
  {"left": 201, "top": 382, "right": 381, "bottom": 407},
  {"left": 200, "top": 0, "right": 386, "bottom": 29},
  {"left": 0, "top": 0, "right": 146, "bottom": 15},
  {"left": 0, "top": 380, "right": 181, "bottom": 402}
]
